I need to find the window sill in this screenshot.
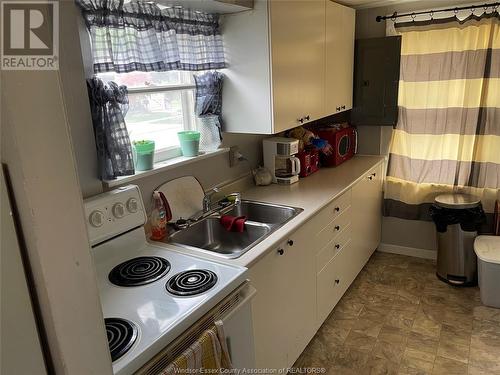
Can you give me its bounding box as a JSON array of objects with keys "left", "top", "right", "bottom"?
[{"left": 102, "top": 148, "right": 229, "bottom": 189}]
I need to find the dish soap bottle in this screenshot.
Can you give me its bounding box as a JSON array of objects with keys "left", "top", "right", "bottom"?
[{"left": 150, "top": 191, "right": 167, "bottom": 241}]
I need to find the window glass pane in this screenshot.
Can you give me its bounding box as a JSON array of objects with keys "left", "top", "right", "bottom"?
[
  {"left": 96, "top": 71, "right": 198, "bottom": 162},
  {"left": 97, "top": 71, "right": 193, "bottom": 89},
  {"left": 127, "top": 90, "right": 189, "bottom": 151}
]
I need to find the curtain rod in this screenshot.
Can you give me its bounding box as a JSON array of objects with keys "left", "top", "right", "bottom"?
[{"left": 375, "top": 2, "right": 500, "bottom": 22}]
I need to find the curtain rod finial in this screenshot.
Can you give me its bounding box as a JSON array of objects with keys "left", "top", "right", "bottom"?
[{"left": 376, "top": 15, "right": 383, "bottom": 22}]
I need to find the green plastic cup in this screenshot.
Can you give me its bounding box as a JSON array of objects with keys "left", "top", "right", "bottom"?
[
  {"left": 177, "top": 131, "right": 200, "bottom": 157},
  {"left": 132, "top": 140, "right": 155, "bottom": 171}
]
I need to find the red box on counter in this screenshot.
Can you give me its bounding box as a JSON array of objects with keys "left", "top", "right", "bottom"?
[
  {"left": 315, "top": 126, "right": 357, "bottom": 167},
  {"left": 297, "top": 146, "right": 319, "bottom": 177}
]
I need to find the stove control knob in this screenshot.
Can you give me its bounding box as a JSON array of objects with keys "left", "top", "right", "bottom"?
[
  {"left": 112, "top": 203, "right": 126, "bottom": 218},
  {"left": 89, "top": 210, "right": 105, "bottom": 228},
  {"left": 126, "top": 198, "right": 139, "bottom": 213}
]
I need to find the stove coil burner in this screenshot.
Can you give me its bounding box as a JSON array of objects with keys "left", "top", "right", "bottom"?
[
  {"left": 109, "top": 256, "right": 171, "bottom": 287},
  {"left": 105, "top": 318, "right": 138, "bottom": 362},
  {"left": 166, "top": 270, "right": 218, "bottom": 296}
]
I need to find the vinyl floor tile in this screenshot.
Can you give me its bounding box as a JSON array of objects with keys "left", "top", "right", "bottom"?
[{"left": 293, "top": 252, "right": 500, "bottom": 375}]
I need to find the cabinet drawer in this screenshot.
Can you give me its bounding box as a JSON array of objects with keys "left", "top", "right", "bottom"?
[
  {"left": 312, "top": 190, "right": 352, "bottom": 231},
  {"left": 316, "top": 242, "right": 354, "bottom": 325},
  {"left": 314, "top": 206, "right": 351, "bottom": 253},
  {"left": 316, "top": 224, "right": 351, "bottom": 274},
  {"left": 317, "top": 247, "right": 346, "bottom": 324},
  {"left": 331, "top": 189, "right": 352, "bottom": 220}
]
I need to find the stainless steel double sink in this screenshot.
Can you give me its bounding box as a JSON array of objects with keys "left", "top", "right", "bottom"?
[{"left": 168, "top": 200, "right": 303, "bottom": 259}]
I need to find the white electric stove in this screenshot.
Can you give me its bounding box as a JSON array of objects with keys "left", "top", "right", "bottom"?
[{"left": 84, "top": 185, "right": 249, "bottom": 375}]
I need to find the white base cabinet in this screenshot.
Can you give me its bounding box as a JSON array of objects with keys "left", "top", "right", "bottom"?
[
  {"left": 249, "top": 163, "right": 383, "bottom": 369},
  {"left": 352, "top": 163, "right": 383, "bottom": 265},
  {"left": 249, "top": 223, "right": 316, "bottom": 369}
]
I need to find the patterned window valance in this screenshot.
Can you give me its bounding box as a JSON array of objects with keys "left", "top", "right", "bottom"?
[{"left": 76, "top": 0, "right": 227, "bottom": 73}]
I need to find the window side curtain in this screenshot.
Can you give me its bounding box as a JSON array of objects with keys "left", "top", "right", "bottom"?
[
  {"left": 194, "top": 71, "right": 224, "bottom": 145},
  {"left": 87, "top": 77, "right": 135, "bottom": 180},
  {"left": 384, "top": 13, "right": 500, "bottom": 222},
  {"left": 76, "top": 0, "right": 226, "bottom": 73}
]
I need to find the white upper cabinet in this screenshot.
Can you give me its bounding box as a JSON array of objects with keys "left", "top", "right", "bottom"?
[
  {"left": 325, "top": 1, "right": 355, "bottom": 116},
  {"left": 221, "top": 0, "right": 355, "bottom": 134},
  {"left": 269, "top": 0, "right": 325, "bottom": 133}
]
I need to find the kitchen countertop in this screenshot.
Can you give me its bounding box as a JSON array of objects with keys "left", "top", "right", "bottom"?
[{"left": 163, "top": 155, "right": 385, "bottom": 267}]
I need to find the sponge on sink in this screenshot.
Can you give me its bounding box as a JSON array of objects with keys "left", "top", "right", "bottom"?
[{"left": 220, "top": 215, "right": 247, "bottom": 232}]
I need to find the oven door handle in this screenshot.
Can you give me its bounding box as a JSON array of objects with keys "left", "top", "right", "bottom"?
[{"left": 222, "top": 284, "right": 257, "bottom": 322}]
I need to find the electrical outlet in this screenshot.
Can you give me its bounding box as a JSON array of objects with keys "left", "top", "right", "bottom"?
[{"left": 229, "top": 146, "right": 240, "bottom": 167}]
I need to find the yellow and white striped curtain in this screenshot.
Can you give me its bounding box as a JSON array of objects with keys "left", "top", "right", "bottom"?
[{"left": 384, "top": 13, "right": 500, "bottom": 222}]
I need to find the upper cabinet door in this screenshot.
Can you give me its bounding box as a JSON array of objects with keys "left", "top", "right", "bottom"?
[
  {"left": 221, "top": 0, "right": 355, "bottom": 134},
  {"left": 340, "top": 5, "right": 355, "bottom": 111},
  {"left": 325, "top": 1, "right": 355, "bottom": 116},
  {"left": 269, "top": 0, "right": 326, "bottom": 133}
]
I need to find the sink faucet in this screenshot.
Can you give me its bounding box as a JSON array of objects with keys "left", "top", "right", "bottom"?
[{"left": 202, "top": 187, "right": 220, "bottom": 212}]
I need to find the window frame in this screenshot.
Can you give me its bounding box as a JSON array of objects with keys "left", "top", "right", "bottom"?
[
  {"left": 127, "top": 83, "right": 197, "bottom": 163},
  {"left": 97, "top": 71, "right": 198, "bottom": 163}
]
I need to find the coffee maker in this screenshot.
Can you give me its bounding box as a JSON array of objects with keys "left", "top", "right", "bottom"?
[{"left": 263, "top": 137, "right": 301, "bottom": 184}]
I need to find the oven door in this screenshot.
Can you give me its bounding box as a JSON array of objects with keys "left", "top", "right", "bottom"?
[
  {"left": 135, "top": 282, "right": 256, "bottom": 374},
  {"left": 220, "top": 283, "right": 256, "bottom": 369}
]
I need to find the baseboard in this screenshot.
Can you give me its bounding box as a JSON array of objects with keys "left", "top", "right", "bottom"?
[{"left": 377, "top": 243, "right": 437, "bottom": 260}]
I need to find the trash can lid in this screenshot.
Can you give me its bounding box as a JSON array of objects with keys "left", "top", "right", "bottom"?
[
  {"left": 474, "top": 236, "right": 500, "bottom": 264},
  {"left": 434, "top": 194, "right": 481, "bottom": 209}
]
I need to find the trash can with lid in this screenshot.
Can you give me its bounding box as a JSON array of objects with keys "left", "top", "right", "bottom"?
[
  {"left": 430, "top": 193, "right": 486, "bottom": 286},
  {"left": 474, "top": 236, "right": 500, "bottom": 308}
]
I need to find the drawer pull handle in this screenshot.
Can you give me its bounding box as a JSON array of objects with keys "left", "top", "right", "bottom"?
[
  {"left": 334, "top": 225, "right": 340, "bottom": 231},
  {"left": 368, "top": 176, "right": 373, "bottom": 180},
  {"left": 298, "top": 117, "right": 304, "bottom": 124},
  {"left": 335, "top": 244, "right": 340, "bottom": 249},
  {"left": 304, "top": 115, "right": 310, "bottom": 121},
  {"left": 287, "top": 240, "right": 294, "bottom": 246},
  {"left": 277, "top": 249, "right": 284, "bottom": 255},
  {"left": 334, "top": 207, "right": 340, "bottom": 212},
  {"left": 371, "top": 172, "right": 377, "bottom": 177},
  {"left": 335, "top": 279, "right": 340, "bottom": 284}
]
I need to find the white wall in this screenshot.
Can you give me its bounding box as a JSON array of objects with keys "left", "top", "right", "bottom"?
[
  {"left": 0, "top": 2, "right": 112, "bottom": 373},
  {"left": 115, "top": 133, "right": 265, "bottom": 212},
  {"left": 65, "top": 7, "right": 102, "bottom": 198},
  {"left": 355, "top": 0, "right": 478, "bottom": 39}
]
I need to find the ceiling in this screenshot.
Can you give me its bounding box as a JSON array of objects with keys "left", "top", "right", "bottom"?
[
  {"left": 338, "top": 0, "right": 415, "bottom": 8},
  {"left": 338, "top": 0, "right": 484, "bottom": 9}
]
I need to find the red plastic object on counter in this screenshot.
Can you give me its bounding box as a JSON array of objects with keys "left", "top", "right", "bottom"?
[
  {"left": 315, "top": 126, "right": 357, "bottom": 167},
  {"left": 297, "top": 147, "right": 320, "bottom": 177},
  {"left": 220, "top": 215, "right": 247, "bottom": 232}
]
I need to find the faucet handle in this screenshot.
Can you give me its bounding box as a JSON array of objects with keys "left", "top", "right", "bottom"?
[{"left": 226, "top": 192, "right": 241, "bottom": 204}]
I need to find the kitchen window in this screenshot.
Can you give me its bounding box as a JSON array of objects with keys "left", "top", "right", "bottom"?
[
  {"left": 78, "top": 0, "right": 227, "bottom": 180},
  {"left": 98, "top": 70, "right": 197, "bottom": 162}
]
